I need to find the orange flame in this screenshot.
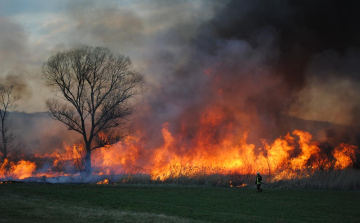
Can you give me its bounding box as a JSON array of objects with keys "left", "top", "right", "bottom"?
[
  {"left": 0, "top": 159, "right": 36, "bottom": 180},
  {"left": 97, "top": 179, "right": 109, "bottom": 185},
  {"left": 333, "top": 143, "right": 358, "bottom": 169},
  {"left": 0, "top": 117, "right": 358, "bottom": 182}
]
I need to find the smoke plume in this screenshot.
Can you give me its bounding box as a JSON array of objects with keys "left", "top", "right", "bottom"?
[{"left": 131, "top": 0, "right": 360, "bottom": 150}]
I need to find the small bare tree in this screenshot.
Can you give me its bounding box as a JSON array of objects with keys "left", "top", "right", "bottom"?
[
  {"left": 42, "top": 46, "right": 144, "bottom": 175},
  {"left": 0, "top": 85, "right": 18, "bottom": 161}
]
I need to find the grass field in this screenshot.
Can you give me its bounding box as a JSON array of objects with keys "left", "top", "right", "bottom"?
[{"left": 1, "top": 183, "right": 360, "bottom": 223}]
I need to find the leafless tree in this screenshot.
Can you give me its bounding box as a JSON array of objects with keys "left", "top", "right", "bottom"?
[
  {"left": 42, "top": 46, "right": 144, "bottom": 175},
  {"left": 0, "top": 85, "right": 19, "bottom": 161}
]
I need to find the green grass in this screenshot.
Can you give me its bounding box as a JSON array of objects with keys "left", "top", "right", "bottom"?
[{"left": 1, "top": 183, "right": 360, "bottom": 223}]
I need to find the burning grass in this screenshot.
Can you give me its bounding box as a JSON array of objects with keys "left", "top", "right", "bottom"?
[
  {"left": 1, "top": 125, "right": 359, "bottom": 188},
  {"left": 2, "top": 159, "right": 360, "bottom": 190},
  {"left": 1, "top": 183, "right": 360, "bottom": 223},
  {"left": 269, "top": 169, "right": 360, "bottom": 190},
  {"left": 98, "top": 168, "right": 360, "bottom": 190}
]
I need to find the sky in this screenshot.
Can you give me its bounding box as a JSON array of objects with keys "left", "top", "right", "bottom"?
[{"left": 1, "top": 0, "right": 360, "bottom": 129}]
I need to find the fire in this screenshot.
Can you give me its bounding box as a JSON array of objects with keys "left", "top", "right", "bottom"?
[
  {"left": 145, "top": 127, "right": 342, "bottom": 181},
  {"left": 97, "top": 179, "right": 109, "bottom": 185},
  {"left": 289, "top": 130, "right": 320, "bottom": 170},
  {"left": 0, "top": 118, "right": 359, "bottom": 183},
  {"left": 0, "top": 159, "right": 36, "bottom": 180},
  {"left": 333, "top": 143, "right": 359, "bottom": 169}
]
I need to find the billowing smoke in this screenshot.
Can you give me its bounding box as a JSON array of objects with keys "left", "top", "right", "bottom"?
[
  {"left": 0, "top": 16, "right": 32, "bottom": 98},
  {"left": 7, "top": 112, "right": 78, "bottom": 155},
  {"left": 131, "top": 0, "right": 360, "bottom": 151},
  {"left": 199, "top": 0, "right": 360, "bottom": 88}
]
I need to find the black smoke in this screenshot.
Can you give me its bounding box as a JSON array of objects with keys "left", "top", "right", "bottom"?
[
  {"left": 197, "top": 0, "right": 360, "bottom": 89},
  {"left": 133, "top": 0, "right": 360, "bottom": 149}
]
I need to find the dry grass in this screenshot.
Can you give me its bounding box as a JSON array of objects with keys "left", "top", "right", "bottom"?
[
  {"left": 268, "top": 169, "right": 360, "bottom": 190},
  {"left": 113, "top": 168, "right": 360, "bottom": 190},
  {"left": 116, "top": 173, "right": 231, "bottom": 187}
]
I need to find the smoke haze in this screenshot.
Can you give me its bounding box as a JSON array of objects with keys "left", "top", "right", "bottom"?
[{"left": 1, "top": 0, "right": 360, "bottom": 154}]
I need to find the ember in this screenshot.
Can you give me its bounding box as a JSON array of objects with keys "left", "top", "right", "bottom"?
[{"left": 97, "top": 179, "right": 109, "bottom": 185}]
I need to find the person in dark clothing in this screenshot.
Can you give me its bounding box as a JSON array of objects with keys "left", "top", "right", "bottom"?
[{"left": 255, "top": 172, "right": 262, "bottom": 192}]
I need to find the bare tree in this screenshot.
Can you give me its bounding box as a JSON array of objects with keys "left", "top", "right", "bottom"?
[
  {"left": 42, "top": 46, "right": 144, "bottom": 175},
  {"left": 0, "top": 85, "right": 18, "bottom": 161}
]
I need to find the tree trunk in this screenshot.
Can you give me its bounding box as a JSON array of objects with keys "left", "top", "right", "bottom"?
[
  {"left": 84, "top": 144, "right": 92, "bottom": 176},
  {"left": 1, "top": 120, "right": 7, "bottom": 160}
]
